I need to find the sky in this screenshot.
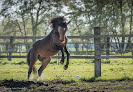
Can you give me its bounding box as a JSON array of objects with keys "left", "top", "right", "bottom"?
[
  {"left": 0, "top": 0, "right": 80, "bottom": 22},
  {"left": 0, "top": 1, "right": 3, "bottom": 21},
  {"left": 0, "top": 1, "right": 2, "bottom": 10}
]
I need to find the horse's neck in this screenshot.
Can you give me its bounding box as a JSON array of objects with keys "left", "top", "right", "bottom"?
[
  {"left": 48, "top": 29, "right": 56, "bottom": 37},
  {"left": 50, "top": 28, "right": 58, "bottom": 34},
  {"left": 47, "top": 29, "right": 59, "bottom": 40}
]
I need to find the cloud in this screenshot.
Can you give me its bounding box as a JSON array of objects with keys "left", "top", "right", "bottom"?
[{"left": 0, "top": 1, "right": 2, "bottom": 10}]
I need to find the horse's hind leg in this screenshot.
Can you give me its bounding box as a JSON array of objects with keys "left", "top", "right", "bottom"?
[
  {"left": 38, "top": 57, "right": 51, "bottom": 81},
  {"left": 28, "top": 48, "right": 37, "bottom": 80}
]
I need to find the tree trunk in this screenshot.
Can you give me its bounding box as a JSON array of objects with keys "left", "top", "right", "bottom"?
[
  {"left": 125, "top": 1, "right": 133, "bottom": 51},
  {"left": 74, "top": 43, "right": 79, "bottom": 53},
  {"left": 119, "top": 0, "right": 125, "bottom": 53}
]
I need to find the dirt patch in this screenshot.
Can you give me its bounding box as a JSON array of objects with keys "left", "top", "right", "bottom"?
[
  {"left": 0, "top": 79, "right": 48, "bottom": 92},
  {"left": 1, "top": 79, "right": 133, "bottom": 92},
  {"left": 86, "top": 80, "right": 133, "bottom": 92},
  {"left": 0, "top": 79, "right": 90, "bottom": 92}
]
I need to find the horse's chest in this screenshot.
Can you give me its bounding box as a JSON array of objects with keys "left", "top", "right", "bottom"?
[
  {"left": 53, "top": 38, "right": 66, "bottom": 47},
  {"left": 39, "top": 50, "right": 59, "bottom": 57}
]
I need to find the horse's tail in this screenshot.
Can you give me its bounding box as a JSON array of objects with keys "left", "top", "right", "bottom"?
[
  {"left": 27, "top": 48, "right": 31, "bottom": 66},
  {"left": 27, "top": 48, "right": 37, "bottom": 74}
]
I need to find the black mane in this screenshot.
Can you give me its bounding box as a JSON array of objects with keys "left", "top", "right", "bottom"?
[{"left": 50, "top": 16, "right": 66, "bottom": 28}]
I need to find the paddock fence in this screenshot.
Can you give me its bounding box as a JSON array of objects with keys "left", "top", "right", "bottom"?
[{"left": 0, "top": 27, "right": 133, "bottom": 77}]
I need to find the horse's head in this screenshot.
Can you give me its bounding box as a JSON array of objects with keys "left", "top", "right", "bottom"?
[{"left": 50, "top": 16, "right": 71, "bottom": 42}]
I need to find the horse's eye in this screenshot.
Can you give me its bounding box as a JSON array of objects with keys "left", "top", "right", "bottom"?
[{"left": 62, "top": 22, "right": 66, "bottom": 25}]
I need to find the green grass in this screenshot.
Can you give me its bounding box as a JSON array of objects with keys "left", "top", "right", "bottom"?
[{"left": 0, "top": 58, "right": 133, "bottom": 81}]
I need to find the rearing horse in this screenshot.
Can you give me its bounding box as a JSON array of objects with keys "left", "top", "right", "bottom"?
[{"left": 27, "top": 16, "right": 70, "bottom": 80}]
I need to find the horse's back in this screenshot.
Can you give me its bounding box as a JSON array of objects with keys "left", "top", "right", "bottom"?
[{"left": 33, "top": 35, "right": 51, "bottom": 48}]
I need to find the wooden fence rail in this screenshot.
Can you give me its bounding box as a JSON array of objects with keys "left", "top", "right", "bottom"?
[
  {"left": 0, "top": 27, "right": 133, "bottom": 77},
  {"left": 0, "top": 55, "right": 133, "bottom": 59},
  {"left": 0, "top": 34, "right": 133, "bottom": 39}
]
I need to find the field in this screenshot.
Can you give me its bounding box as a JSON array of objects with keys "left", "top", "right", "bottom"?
[{"left": 0, "top": 58, "right": 133, "bottom": 91}]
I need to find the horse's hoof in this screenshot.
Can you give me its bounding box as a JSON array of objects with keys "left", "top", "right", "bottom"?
[
  {"left": 63, "top": 65, "right": 68, "bottom": 70},
  {"left": 60, "top": 60, "right": 64, "bottom": 65}
]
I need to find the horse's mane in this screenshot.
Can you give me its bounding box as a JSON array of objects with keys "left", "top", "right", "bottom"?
[{"left": 50, "top": 16, "right": 66, "bottom": 28}]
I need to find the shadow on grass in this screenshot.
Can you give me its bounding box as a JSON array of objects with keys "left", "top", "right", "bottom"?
[
  {"left": 12, "top": 61, "right": 26, "bottom": 65},
  {"left": 80, "top": 76, "right": 133, "bottom": 82},
  {"left": 80, "top": 77, "right": 96, "bottom": 82},
  {"left": 117, "top": 76, "right": 133, "bottom": 81}
]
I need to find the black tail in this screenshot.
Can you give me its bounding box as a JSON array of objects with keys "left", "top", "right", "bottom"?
[
  {"left": 27, "top": 48, "right": 31, "bottom": 67},
  {"left": 27, "top": 48, "right": 37, "bottom": 74}
]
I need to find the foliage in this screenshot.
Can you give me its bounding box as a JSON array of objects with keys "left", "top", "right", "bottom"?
[{"left": 0, "top": 0, "right": 132, "bottom": 36}]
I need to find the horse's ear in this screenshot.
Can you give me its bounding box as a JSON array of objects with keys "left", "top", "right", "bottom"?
[{"left": 67, "top": 20, "right": 71, "bottom": 25}]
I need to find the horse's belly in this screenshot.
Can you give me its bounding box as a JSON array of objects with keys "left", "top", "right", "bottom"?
[{"left": 38, "top": 49, "right": 59, "bottom": 57}]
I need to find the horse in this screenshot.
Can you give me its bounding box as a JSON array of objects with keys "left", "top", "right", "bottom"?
[{"left": 27, "top": 16, "right": 71, "bottom": 81}]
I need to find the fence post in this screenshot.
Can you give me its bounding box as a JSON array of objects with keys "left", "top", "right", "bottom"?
[
  {"left": 106, "top": 37, "right": 110, "bottom": 57},
  {"left": 8, "top": 36, "right": 14, "bottom": 61},
  {"left": 94, "top": 27, "right": 101, "bottom": 77}
]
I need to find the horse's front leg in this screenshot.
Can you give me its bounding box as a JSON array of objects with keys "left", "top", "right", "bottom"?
[
  {"left": 64, "top": 46, "right": 70, "bottom": 70},
  {"left": 52, "top": 44, "right": 65, "bottom": 64}
]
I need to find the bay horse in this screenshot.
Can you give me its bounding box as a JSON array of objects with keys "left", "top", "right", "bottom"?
[{"left": 27, "top": 16, "right": 71, "bottom": 81}]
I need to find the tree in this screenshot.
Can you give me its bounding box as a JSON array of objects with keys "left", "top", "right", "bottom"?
[{"left": 0, "top": 0, "right": 133, "bottom": 54}]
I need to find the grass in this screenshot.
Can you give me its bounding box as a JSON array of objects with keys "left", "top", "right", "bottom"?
[
  {"left": 0, "top": 58, "right": 133, "bottom": 91},
  {"left": 0, "top": 58, "right": 133, "bottom": 82}
]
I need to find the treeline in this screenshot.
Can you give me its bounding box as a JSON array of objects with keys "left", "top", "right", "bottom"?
[{"left": 0, "top": 0, "right": 132, "bottom": 51}]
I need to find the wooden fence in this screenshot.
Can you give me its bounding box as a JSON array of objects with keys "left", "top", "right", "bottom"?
[{"left": 0, "top": 27, "right": 133, "bottom": 77}]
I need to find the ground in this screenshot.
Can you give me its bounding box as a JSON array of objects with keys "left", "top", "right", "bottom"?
[
  {"left": 0, "top": 58, "right": 133, "bottom": 92},
  {"left": 0, "top": 79, "right": 133, "bottom": 92}
]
